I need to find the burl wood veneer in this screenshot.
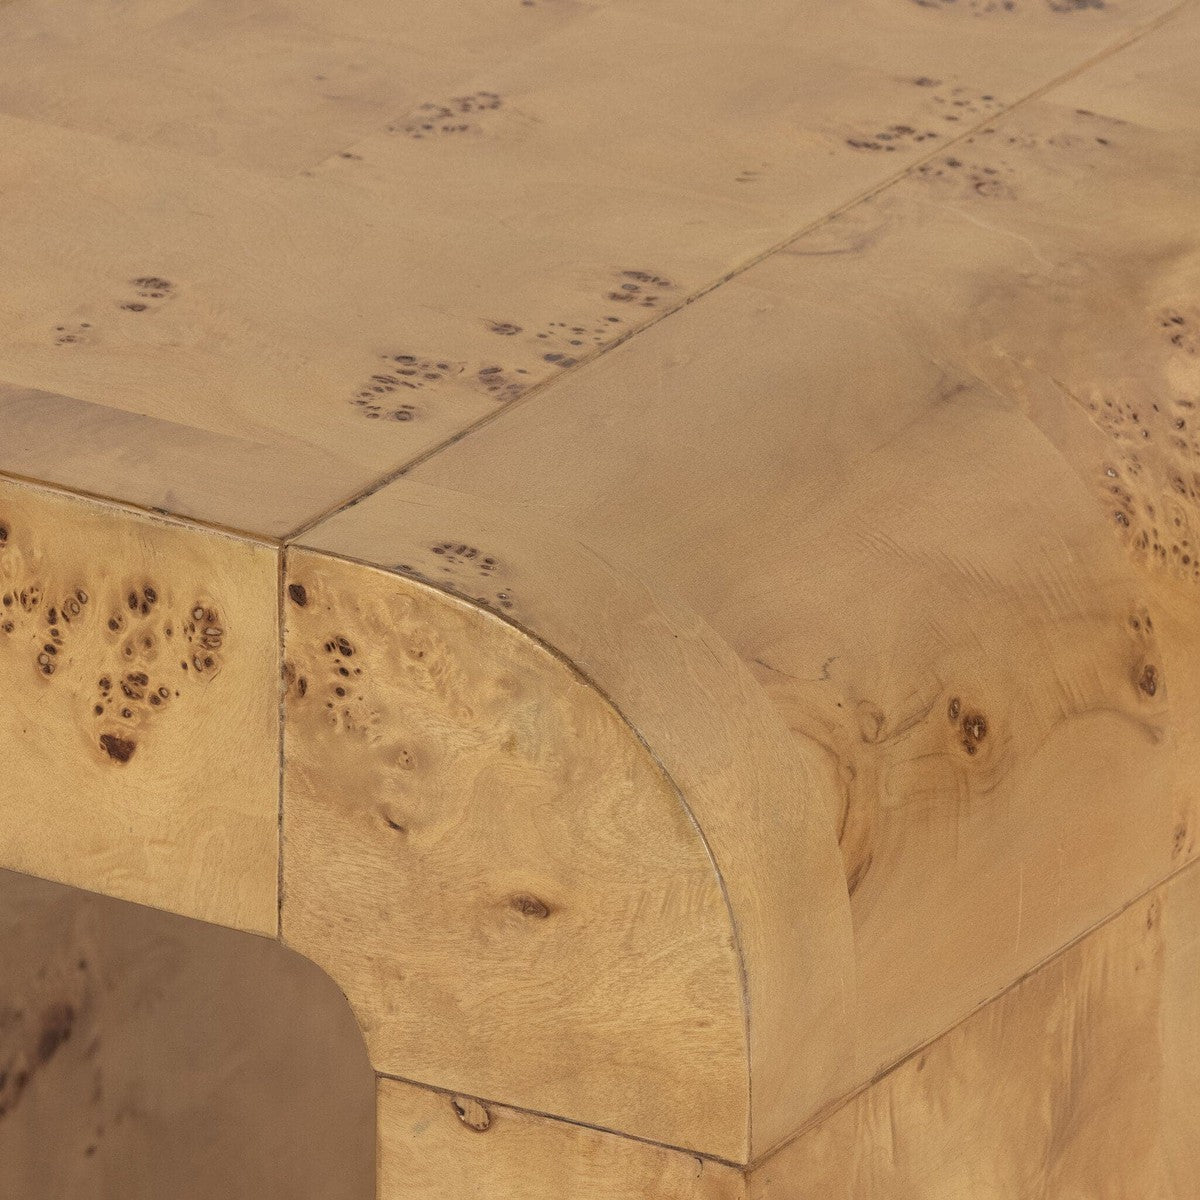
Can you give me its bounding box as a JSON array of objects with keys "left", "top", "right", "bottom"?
[{"left": 2, "top": 0, "right": 1199, "bottom": 1193}]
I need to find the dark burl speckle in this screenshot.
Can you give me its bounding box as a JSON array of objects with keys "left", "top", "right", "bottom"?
[
  {"left": 1159, "top": 309, "right": 1199, "bottom": 357},
  {"left": 534, "top": 315, "right": 626, "bottom": 354},
  {"left": 52, "top": 322, "right": 92, "bottom": 346},
  {"left": 130, "top": 277, "right": 174, "bottom": 299},
  {"left": 451, "top": 1096, "right": 492, "bottom": 1132},
  {"left": 1173, "top": 819, "right": 1193, "bottom": 861},
  {"left": 1079, "top": 373, "right": 1200, "bottom": 583},
  {"left": 914, "top": 154, "right": 1016, "bottom": 198},
  {"left": 1, "top": 559, "right": 92, "bottom": 678},
  {"left": 847, "top": 124, "right": 940, "bottom": 153},
  {"left": 391, "top": 92, "right": 503, "bottom": 139},
  {"left": 2, "top": 542, "right": 228, "bottom": 760},
  {"left": 948, "top": 697, "right": 989, "bottom": 755},
  {"left": 1138, "top": 663, "right": 1160, "bottom": 698},
  {"left": 915, "top": 0, "right": 1103, "bottom": 10},
  {"left": 912, "top": 0, "right": 1017, "bottom": 13},
  {"left": 99, "top": 732, "right": 136, "bottom": 763},
  {"left": 474, "top": 364, "right": 531, "bottom": 403},
  {"left": 922, "top": 83, "right": 1004, "bottom": 128},
  {"left": 509, "top": 894, "right": 552, "bottom": 919},
  {"left": 960, "top": 711, "right": 988, "bottom": 754},
  {"left": 351, "top": 353, "right": 464, "bottom": 421},
  {"left": 394, "top": 544, "right": 516, "bottom": 615},
  {"left": 607, "top": 270, "right": 676, "bottom": 309},
  {"left": 120, "top": 276, "right": 176, "bottom": 313},
  {"left": 308, "top": 632, "right": 375, "bottom": 735}
]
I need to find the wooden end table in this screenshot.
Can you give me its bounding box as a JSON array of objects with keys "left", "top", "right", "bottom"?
[{"left": 2, "top": 0, "right": 1198, "bottom": 1193}]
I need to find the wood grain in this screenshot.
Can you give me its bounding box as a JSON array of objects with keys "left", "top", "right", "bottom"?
[
  {"left": 378, "top": 855, "right": 1200, "bottom": 1197},
  {"left": 0, "top": 0, "right": 1177, "bottom": 533},
  {"left": 0, "top": 479, "right": 279, "bottom": 932},
  {"left": 291, "top": 487, "right": 859, "bottom": 1162},
  {"left": 750, "top": 859, "right": 1200, "bottom": 1198},
  {"left": 2, "top": 0, "right": 1200, "bottom": 1190},
  {"left": 281, "top": 545, "right": 757, "bottom": 1161},
  {"left": 374, "top": 856, "right": 1200, "bottom": 1198},
  {"left": 351, "top": 0, "right": 1200, "bottom": 1155}
]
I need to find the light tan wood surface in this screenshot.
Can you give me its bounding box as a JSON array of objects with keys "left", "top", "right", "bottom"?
[
  {"left": 296, "top": 0, "right": 1200, "bottom": 1164},
  {"left": 377, "top": 1076, "right": 745, "bottom": 1200},
  {"left": 750, "top": 858, "right": 1200, "bottom": 1198},
  {"left": 282, "top": 545, "right": 752, "bottom": 1159},
  {"left": 0, "top": 478, "right": 280, "bottom": 932},
  {"left": 0, "top": 0, "right": 1180, "bottom": 533},
  {"left": 372, "top": 857, "right": 1200, "bottom": 1197},
  {"left": 2, "top": 0, "right": 1200, "bottom": 1192},
  {"left": 286, "top": 504, "right": 856, "bottom": 1161}
]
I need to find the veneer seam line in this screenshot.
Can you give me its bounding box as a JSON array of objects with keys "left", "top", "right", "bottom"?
[
  {"left": 372, "top": 1069, "right": 746, "bottom": 1170},
  {"left": 0, "top": 468, "right": 284, "bottom": 550},
  {"left": 282, "top": 0, "right": 1192, "bottom": 543},
  {"left": 747, "top": 848, "right": 1200, "bottom": 1171}
]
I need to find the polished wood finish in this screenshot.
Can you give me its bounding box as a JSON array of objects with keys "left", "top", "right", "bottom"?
[
  {"left": 2, "top": 0, "right": 1198, "bottom": 1193},
  {"left": 0, "top": 478, "right": 279, "bottom": 932},
  {"left": 750, "top": 862, "right": 1200, "bottom": 1197}
]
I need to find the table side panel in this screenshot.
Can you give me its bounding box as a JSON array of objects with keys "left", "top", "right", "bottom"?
[{"left": 0, "top": 478, "right": 280, "bottom": 933}]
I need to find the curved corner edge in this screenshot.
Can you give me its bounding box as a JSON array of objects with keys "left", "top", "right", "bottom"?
[
  {"left": 279, "top": 539, "right": 754, "bottom": 1161},
  {"left": 288, "top": 481, "right": 858, "bottom": 1161}
]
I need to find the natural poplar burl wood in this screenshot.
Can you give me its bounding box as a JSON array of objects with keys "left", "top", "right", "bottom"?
[
  {"left": 3, "top": 0, "right": 1200, "bottom": 1192},
  {"left": 0, "top": 0, "right": 1178, "bottom": 533},
  {"left": 0, "top": 479, "right": 280, "bottom": 933},
  {"left": 750, "top": 858, "right": 1200, "bottom": 1197},
  {"left": 282, "top": 538, "right": 850, "bottom": 1162},
  {"left": 282, "top": 546, "right": 749, "bottom": 1157},
  {"left": 291, "top": 489, "right": 856, "bottom": 1161},
  {"left": 368, "top": 0, "right": 1200, "bottom": 1144},
  {"left": 374, "top": 856, "right": 1200, "bottom": 1198}
]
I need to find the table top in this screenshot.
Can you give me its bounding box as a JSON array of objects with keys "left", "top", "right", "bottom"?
[
  {"left": 0, "top": 0, "right": 1185, "bottom": 538},
  {"left": 3, "top": 0, "right": 1200, "bottom": 1177}
]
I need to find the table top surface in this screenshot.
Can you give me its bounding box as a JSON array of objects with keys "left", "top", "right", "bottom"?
[{"left": 0, "top": 0, "right": 1193, "bottom": 544}]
